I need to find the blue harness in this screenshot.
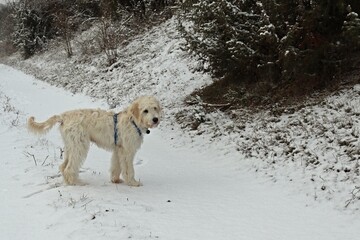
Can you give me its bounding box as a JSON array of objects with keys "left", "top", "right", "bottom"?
[
  {"left": 113, "top": 113, "right": 119, "bottom": 145},
  {"left": 113, "top": 113, "right": 142, "bottom": 145},
  {"left": 131, "top": 120, "right": 142, "bottom": 137}
]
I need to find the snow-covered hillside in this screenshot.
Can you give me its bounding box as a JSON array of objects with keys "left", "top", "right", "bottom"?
[
  {"left": 1, "top": 63, "right": 360, "bottom": 240},
  {"left": 1, "top": 13, "right": 360, "bottom": 219},
  {"left": 3, "top": 16, "right": 360, "bottom": 211},
  {"left": 4, "top": 18, "right": 212, "bottom": 110}
]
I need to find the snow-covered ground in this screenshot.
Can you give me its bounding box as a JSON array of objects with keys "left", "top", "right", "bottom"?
[
  {"left": 1, "top": 63, "right": 360, "bottom": 240},
  {"left": 4, "top": 16, "right": 360, "bottom": 211},
  {"left": 1, "top": 16, "right": 360, "bottom": 239}
]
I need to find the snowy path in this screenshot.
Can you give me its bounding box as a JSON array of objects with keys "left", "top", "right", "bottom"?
[{"left": 0, "top": 64, "right": 359, "bottom": 240}]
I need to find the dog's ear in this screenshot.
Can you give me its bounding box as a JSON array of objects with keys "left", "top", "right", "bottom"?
[{"left": 130, "top": 102, "right": 140, "bottom": 120}]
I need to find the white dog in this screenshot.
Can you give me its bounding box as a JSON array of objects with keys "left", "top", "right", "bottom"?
[{"left": 27, "top": 96, "right": 161, "bottom": 186}]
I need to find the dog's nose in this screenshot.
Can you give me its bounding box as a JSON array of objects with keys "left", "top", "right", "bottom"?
[{"left": 153, "top": 117, "right": 159, "bottom": 123}]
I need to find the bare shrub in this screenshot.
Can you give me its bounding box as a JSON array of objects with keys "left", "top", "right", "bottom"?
[
  {"left": 2, "top": 96, "right": 16, "bottom": 113},
  {"left": 94, "top": 17, "right": 120, "bottom": 65}
]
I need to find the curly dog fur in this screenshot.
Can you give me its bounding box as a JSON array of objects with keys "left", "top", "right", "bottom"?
[{"left": 27, "top": 96, "right": 161, "bottom": 186}]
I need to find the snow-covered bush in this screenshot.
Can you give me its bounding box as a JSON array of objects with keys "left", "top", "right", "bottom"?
[
  {"left": 179, "top": 0, "right": 278, "bottom": 83},
  {"left": 0, "top": 4, "right": 16, "bottom": 57},
  {"left": 342, "top": 10, "right": 360, "bottom": 49},
  {"left": 180, "top": 0, "right": 360, "bottom": 100},
  {"left": 11, "top": 0, "right": 57, "bottom": 59}
]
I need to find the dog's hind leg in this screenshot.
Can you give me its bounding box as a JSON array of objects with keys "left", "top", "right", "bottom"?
[
  {"left": 62, "top": 152, "right": 78, "bottom": 185},
  {"left": 110, "top": 148, "right": 123, "bottom": 184},
  {"left": 60, "top": 127, "right": 90, "bottom": 185}
]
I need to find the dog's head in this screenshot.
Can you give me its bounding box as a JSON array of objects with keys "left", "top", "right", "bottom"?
[{"left": 129, "top": 96, "right": 162, "bottom": 129}]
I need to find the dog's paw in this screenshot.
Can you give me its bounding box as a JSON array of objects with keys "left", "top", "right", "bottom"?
[
  {"left": 127, "top": 179, "right": 143, "bottom": 187},
  {"left": 75, "top": 180, "right": 88, "bottom": 186},
  {"left": 111, "top": 178, "right": 124, "bottom": 184},
  {"left": 64, "top": 179, "right": 87, "bottom": 186}
]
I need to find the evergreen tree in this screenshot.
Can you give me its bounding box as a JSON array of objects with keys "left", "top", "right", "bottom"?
[
  {"left": 262, "top": 0, "right": 299, "bottom": 39},
  {"left": 342, "top": 9, "right": 360, "bottom": 48},
  {"left": 180, "top": 0, "right": 278, "bottom": 83},
  {"left": 277, "top": 0, "right": 359, "bottom": 85}
]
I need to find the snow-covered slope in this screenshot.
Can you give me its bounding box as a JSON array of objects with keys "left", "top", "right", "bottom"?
[
  {"left": 4, "top": 17, "right": 212, "bottom": 111},
  {"left": 2, "top": 16, "right": 360, "bottom": 213},
  {"left": 1, "top": 64, "right": 360, "bottom": 240}
]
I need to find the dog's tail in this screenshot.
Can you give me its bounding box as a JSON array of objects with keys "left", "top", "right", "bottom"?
[{"left": 27, "top": 115, "right": 62, "bottom": 135}]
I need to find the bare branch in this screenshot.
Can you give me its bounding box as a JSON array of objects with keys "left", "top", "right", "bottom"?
[{"left": 24, "top": 151, "right": 37, "bottom": 166}]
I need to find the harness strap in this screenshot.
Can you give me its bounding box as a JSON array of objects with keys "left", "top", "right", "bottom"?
[
  {"left": 114, "top": 114, "right": 143, "bottom": 145},
  {"left": 131, "top": 120, "right": 142, "bottom": 137},
  {"left": 113, "top": 113, "right": 119, "bottom": 145}
]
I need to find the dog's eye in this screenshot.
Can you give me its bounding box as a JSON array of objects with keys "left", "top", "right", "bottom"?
[
  {"left": 154, "top": 107, "right": 157, "bottom": 111},
  {"left": 143, "top": 109, "right": 148, "bottom": 114}
]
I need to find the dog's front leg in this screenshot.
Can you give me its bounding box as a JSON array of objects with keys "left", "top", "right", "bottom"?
[
  {"left": 121, "top": 150, "right": 142, "bottom": 187},
  {"left": 110, "top": 148, "right": 123, "bottom": 184}
]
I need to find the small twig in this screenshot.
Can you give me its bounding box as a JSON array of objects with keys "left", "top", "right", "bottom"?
[
  {"left": 46, "top": 173, "right": 62, "bottom": 179},
  {"left": 59, "top": 147, "right": 64, "bottom": 159},
  {"left": 202, "top": 102, "right": 232, "bottom": 108},
  {"left": 22, "top": 183, "right": 61, "bottom": 199},
  {"left": 81, "top": 199, "right": 94, "bottom": 209},
  {"left": 24, "top": 152, "right": 37, "bottom": 166},
  {"left": 345, "top": 186, "right": 360, "bottom": 208},
  {"left": 41, "top": 155, "right": 49, "bottom": 166}
]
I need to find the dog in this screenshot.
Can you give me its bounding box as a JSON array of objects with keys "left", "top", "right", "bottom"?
[{"left": 27, "top": 96, "right": 161, "bottom": 186}]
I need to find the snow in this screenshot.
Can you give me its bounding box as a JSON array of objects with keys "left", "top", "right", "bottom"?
[
  {"left": 1, "top": 14, "right": 360, "bottom": 239},
  {"left": 5, "top": 18, "right": 212, "bottom": 112},
  {"left": 1, "top": 64, "right": 360, "bottom": 240}
]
